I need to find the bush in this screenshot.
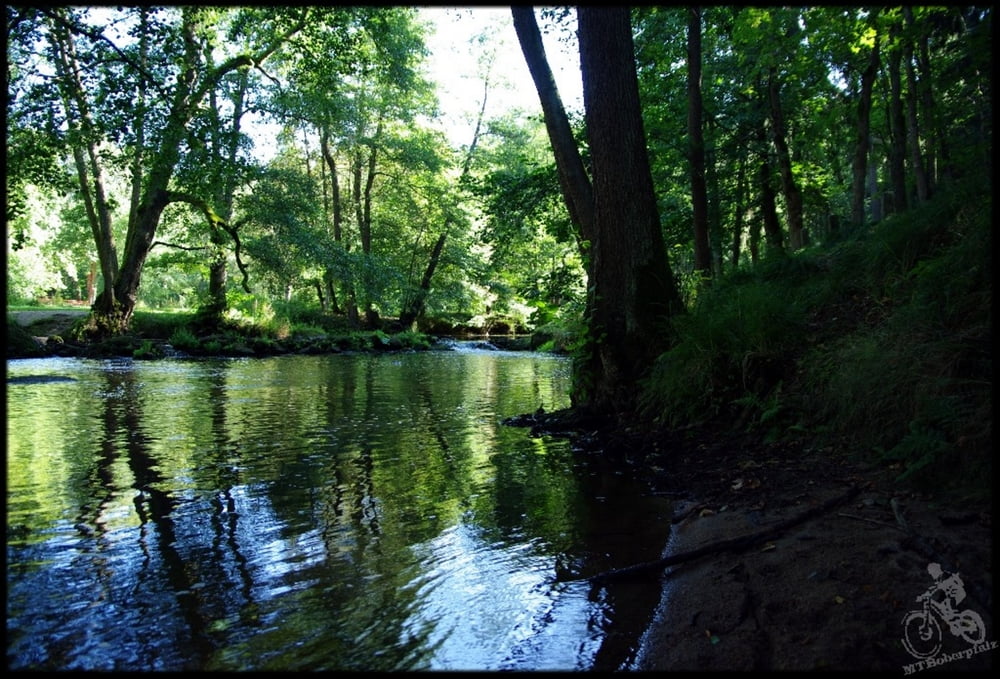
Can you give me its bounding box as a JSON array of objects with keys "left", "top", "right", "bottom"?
[{"left": 169, "top": 327, "right": 200, "bottom": 352}]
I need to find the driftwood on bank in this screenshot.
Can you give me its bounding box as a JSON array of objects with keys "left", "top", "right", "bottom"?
[{"left": 580, "top": 484, "right": 861, "bottom": 586}]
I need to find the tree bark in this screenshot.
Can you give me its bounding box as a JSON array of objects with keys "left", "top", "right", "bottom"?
[
  {"left": 48, "top": 12, "right": 120, "bottom": 316},
  {"left": 730, "top": 145, "right": 748, "bottom": 270},
  {"left": 758, "top": 147, "right": 785, "bottom": 255},
  {"left": 886, "top": 16, "right": 908, "bottom": 216},
  {"left": 95, "top": 7, "right": 306, "bottom": 334},
  {"left": 902, "top": 6, "right": 932, "bottom": 203},
  {"left": 320, "top": 128, "right": 344, "bottom": 315},
  {"left": 399, "top": 232, "right": 447, "bottom": 330},
  {"left": 577, "top": 6, "right": 684, "bottom": 416}
]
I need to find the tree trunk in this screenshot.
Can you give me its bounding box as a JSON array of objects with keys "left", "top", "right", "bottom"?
[
  {"left": 886, "top": 16, "right": 908, "bottom": 215},
  {"left": 86, "top": 261, "right": 97, "bottom": 305},
  {"left": 850, "top": 30, "right": 880, "bottom": 227},
  {"left": 203, "top": 67, "right": 249, "bottom": 320},
  {"left": 577, "top": 6, "right": 685, "bottom": 417},
  {"left": 320, "top": 129, "right": 344, "bottom": 315},
  {"left": 511, "top": 7, "right": 595, "bottom": 251},
  {"left": 352, "top": 120, "right": 381, "bottom": 329},
  {"left": 730, "top": 146, "right": 748, "bottom": 270},
  {"left": 396, "top": 56, "right": 489, "bottom": 330},
  {"left": 399, "top": 231, "right": 447, "bottom": 330},
  {"left": 867, "top": 140, "right": 882, "bottom": 223},
  {"left": 759, "top": 150, "right": 785, "bottom": 255},
  {"left": 767, "top": 68, "right": 805, "bottom": 249},
  {"left": 748, "top": 207, "right": 761, "bottom": 265},
  {"left": 902, "top": 6, "right": 932, "bottom": 203},
  {"left": 687, "top": 6, "right": 711, "bottom": 277},
  {"left": 48, "top": 13, "right": 121, "bottom": 317},
  {"left": 80, "top": 7, "right": 305, "bottom": 336}
]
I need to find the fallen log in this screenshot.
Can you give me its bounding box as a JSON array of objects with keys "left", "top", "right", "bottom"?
[{"left": 581, "top": 484, "right": 861, "bottom": 585}]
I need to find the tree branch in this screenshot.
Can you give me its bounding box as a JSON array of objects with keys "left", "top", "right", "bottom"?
[
  {"left": 151, "top": 240, "right": 208, "bottom": 252},
  {"left": 163, "top": 191, "right": 252, "bottom": 292},
  {"left": 37, "top": 7, "right": 172, "bottom": 101},
  {"left": 580, "top": 485, "right": 861, "bottom": 585}
]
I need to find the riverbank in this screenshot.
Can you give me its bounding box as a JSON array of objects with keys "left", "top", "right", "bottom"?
[{"left": 571, "top": 423, "right": 994, "bottom": 671}]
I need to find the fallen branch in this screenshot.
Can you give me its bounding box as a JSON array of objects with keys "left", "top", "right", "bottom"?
[
  {"left": 836, "top": 511, "right": 905, "bottom": 531},
  {"left": 582, "top": 484, "right": 860, "bottom": 586}
]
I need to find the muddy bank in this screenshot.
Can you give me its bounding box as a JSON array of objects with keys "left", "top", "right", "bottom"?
[{"left": 612, "top": 432, "right": 993, "bottom": 671}]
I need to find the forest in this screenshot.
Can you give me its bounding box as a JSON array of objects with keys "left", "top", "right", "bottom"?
[{"left": 6, "top": 6, "right": 992, "bottom": 494}]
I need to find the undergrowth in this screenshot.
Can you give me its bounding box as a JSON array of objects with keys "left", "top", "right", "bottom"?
[{"left": 641, "top": 176, "right": 991, "bottom": 497}]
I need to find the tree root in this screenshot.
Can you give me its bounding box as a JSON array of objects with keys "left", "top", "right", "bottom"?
[{"left": 579, "top": 484, "right": 861, "bottom": 586}]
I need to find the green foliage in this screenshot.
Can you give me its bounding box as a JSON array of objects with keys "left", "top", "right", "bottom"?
[
  {"left": 641, "top": 270, "right": 807, "bottom": 426},
  {"left": 797, "top": 179, "right": 991, "bottom": 493},
  {"left": 640, "top": 168, "right": 991, "bottom": 498},
  {"left": 131, "top": 311, "right": 192, "bottom": 338},
  {"left": 132, "top": 339, "right": 164, "bottom": 360},
  {"left": 169, "top": 327, "right": 200, "bottom": 352}
]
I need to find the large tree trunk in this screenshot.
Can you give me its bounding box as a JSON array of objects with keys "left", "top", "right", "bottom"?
[
  {"left": 511, "top": 7, "right": 595, "bottom": 251},
  {"left": 758, "top": 149, "right": 785, "bottom": 255},
  {"left": 886, "top": 16, "right": 908, "bottom": 216},
  {"left": 577, "top": 7, "right": 685, "bottom": 417},
  {"left": 687, "top": 6, "right": 711, "bottom": 277},
  {"left": 86, "top": 7, "right": 305, "bottom": 336}
]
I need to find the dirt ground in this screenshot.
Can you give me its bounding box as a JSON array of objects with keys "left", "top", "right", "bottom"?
[{"left": 614, "top": 432, "right": 995, "bottom": 672}]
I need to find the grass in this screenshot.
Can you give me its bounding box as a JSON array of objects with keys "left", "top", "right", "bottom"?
[{"left": 640, "top": 175, "right": 991, "bottom": 497}]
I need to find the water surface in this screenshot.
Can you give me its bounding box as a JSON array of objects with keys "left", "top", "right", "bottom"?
[{"left": 7, "top": 350, "right": 670, "bottom": 671}]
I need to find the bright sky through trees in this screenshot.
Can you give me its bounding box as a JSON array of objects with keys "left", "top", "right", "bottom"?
[
  {"left": 420, "top": 7, "right": 583, "bottom": 147},
  {"left": 243, "top": 8, "right": 581, "bottom": 161}
]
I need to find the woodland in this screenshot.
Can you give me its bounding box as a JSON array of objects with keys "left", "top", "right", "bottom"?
[{"left": 6, "top": 6, "right": 993, "bottom": 496}]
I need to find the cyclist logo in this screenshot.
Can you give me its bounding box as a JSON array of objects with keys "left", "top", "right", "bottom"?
[{"left": 901, "top": 562, "right": 986, "bottom": 660}]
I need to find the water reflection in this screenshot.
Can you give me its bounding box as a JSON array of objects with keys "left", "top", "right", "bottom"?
[{"left": 7, "top": 353, "right": 670, "bottom": 671}]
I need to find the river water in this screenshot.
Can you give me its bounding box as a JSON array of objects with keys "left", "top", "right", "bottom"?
[{"left": 6, "top": 347, "right": 671, "bottom": 671}]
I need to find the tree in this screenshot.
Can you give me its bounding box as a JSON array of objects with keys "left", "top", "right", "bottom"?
[
  {"left": 511, "top": 7, "right": 595, "bottom": 251},
  {"left": 575, "top": 7, "right": 685, "bottom": 416},
  {"left": 687, "top": 6, "right": 711, "bottom": 276},
  {"left": 848, "top": 11, "right": 881, "bottom": 227},
  {"left": 13, "top": 7, "right": 310, "bottom": 336}
]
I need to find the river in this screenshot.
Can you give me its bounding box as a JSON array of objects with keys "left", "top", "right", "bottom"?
[{"left": 6, "top": 346, "right": 670, "bottom": 671}]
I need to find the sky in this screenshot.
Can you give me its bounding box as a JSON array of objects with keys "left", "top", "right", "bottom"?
[
  {"left": 419, "top": 7, "right": 583, "bottom": 147},
  {"left": 248, "top": 8, "right": 584, "bottom": 160}
]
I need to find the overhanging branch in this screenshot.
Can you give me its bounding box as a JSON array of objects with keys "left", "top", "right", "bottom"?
[{"left": 164, "top": 191, "right": 252, "bottom": 292}]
